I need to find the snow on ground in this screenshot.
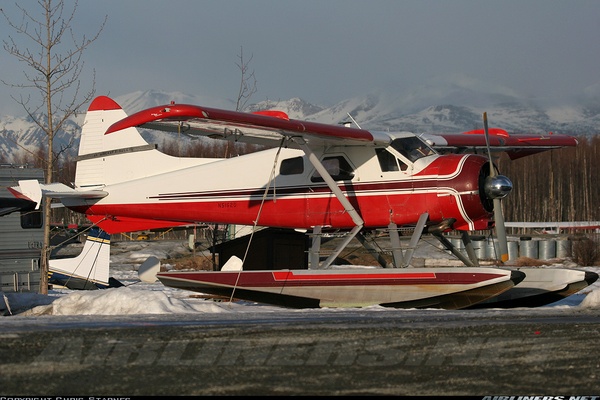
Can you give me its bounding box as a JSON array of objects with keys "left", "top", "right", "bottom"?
[{"left": 1, "top": 238, "right": 599, "bottom": 317}]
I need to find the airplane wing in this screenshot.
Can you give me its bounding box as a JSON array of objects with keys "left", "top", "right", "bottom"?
[
  {"left": 105, "top": 103, "right": 391, "bottom": 148},
  {"left": 105, "top": 102, "right": 578, "bottom": 157},
  {"left": 423, "top": 128, "right": 578, "bottom": 160}
]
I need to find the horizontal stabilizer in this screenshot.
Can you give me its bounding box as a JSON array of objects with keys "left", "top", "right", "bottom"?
[
  {"left": 14, "top": 179, "right": 42, "bottom": 209},
  {"left": 15, "top": 180, "right": 107, "bottom": 205}
]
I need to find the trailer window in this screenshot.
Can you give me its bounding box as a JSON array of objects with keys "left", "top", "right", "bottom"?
[{"left": 21, "top": 209, "right": 42, "bottom": 229}]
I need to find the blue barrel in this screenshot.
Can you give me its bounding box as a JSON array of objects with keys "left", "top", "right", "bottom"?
[
  {"left": 507, "top": 241, "right": 519, "bottom": 260},
  {"left": 556, "top": 239, "right": 572, "bottom": 259},
  {"left": 473, "top": 238, "right": 487, "bottom": 259},
  {"left": 450, "top": 237, "right": 465, "bottom": 256},
  {"left": 488, "top": 239, "right": 505, "bottom": 260},
  {"left": 538, "top": 240, "right": 556, "bottom": 260},
  {"left": 520, "top": 238, "right": 539, "bottom": 259},
  {"left": 489, "top": 239, "right": 519, "bottom": 261}
]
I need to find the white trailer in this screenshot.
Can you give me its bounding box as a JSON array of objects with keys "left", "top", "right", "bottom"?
[{"left": 0, "top": 164, "right": 44, "bottom": 293}]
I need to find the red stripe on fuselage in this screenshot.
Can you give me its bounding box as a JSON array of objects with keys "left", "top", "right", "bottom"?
[
  {"left": 77, "top": 190, "right": 483, "bottom": 231},
  {"left": 76, "top": 182, "right": 490, "bottom": 233}
]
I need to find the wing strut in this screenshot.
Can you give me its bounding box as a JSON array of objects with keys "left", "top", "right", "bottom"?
[
  {"left": 308, "top": 226, "right": 323, "bottom": 269},
  {"left": 395, "top": 212, "right": 429, "bottom": 267},
  {"left": 353, "top": 214, "right": 429, "bottom": 268},
  {"left": 432, "top": 232, "right": 478, "bottom": 268},
  {"left": 294, "top": 138, "right": 364, "bottom": 269}
]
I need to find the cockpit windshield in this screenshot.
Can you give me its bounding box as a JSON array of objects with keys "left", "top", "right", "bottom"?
[{"left": 390, "top": 136, "right": 435, "bottom": 163}]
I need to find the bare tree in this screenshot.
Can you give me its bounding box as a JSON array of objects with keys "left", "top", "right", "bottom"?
[
  {"left": 235, "top": 46, "right": 258, "bottom": 113},
  {"left": 225, "top": 46, "right": 258, "bottom": 159},
  {"left": 210, "top": 47, "right": 258, "bottom": 269},
  {"left": 1, "top": 0, "right": 106, "bottom": 294}
]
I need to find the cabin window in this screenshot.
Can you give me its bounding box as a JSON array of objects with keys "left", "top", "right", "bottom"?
[
  {"left": 20, "top": 209, "right": 43, "bottom": 229},
  {"left": 376, "top": 148, "right": 408, "bottom": 172},
  {"left": 280, "top": 156, "right": 304, "bottom": 175},
  {"left": 311, "top": 156, "right": 355, "bottom": 182},
  {"left": 390, "top": 137, "right": 434, "bottom": 163}
]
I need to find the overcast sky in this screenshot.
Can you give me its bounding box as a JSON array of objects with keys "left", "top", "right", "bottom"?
[{"left": 1, "top": 0, "right": 600, "bottom": 115}]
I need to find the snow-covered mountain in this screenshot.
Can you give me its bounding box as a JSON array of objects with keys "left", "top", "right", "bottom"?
[
  {"left": 0, "top": 114, "right": 82, "bottom": 163},
  {"left": 1, "top": 86, "right": 599, "bottom": 163}
]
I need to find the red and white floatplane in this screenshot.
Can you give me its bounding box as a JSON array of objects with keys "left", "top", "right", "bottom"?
[{"left": 12, "top": 95, "right": 597, "bottom": 309}]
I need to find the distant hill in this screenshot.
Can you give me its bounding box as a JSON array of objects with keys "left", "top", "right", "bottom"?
[{"left": 2, "top": 84, "right": 599, "bottom": 163}]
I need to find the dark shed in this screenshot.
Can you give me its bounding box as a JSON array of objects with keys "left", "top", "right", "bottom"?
[{"left": 213, "top": 228, "right": 309, "bottom": 271}]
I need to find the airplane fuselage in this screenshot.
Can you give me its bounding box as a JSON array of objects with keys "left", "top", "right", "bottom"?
[{"left": 69, "top": 144, "right": 493, "bottom": 234}]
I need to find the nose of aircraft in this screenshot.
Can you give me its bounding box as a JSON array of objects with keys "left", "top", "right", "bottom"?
[{"left": 484, "top": 174, "right": 513, "bottom": 200}]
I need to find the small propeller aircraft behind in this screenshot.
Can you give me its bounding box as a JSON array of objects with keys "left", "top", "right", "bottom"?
[{"left": 12, "top": 95, "right": 596, "bottom": 309}]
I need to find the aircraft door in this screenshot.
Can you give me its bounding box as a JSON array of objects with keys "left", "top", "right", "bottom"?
[
  {"left": 384, "top": 137, "right": 438, "bottom": 224},
  {"left": 307, "top": 154, "right": 356, "bottom": 227},
  {"left": 375, "top": 148, "right": 413, "bottom": 223}
]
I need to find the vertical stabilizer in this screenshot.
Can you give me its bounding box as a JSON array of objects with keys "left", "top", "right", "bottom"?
[
  {"left": 75, "top": 96, "right": 155, "bottom": 189},
  {"left": 48, "top": 227, "right": 117, "bottom": 289},
  {"left": 74, "top": 96, "right": 211, "bottom": 191}
]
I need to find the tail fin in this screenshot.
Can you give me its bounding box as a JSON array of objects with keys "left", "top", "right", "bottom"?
[
  {"left": 26, "top": 96, "right": 217, "bottom": 234},
  {"left": 48, "top": 227, "right": 122, "bottom": 290},
  {"left": 75, "top": 96, "right": 156, "bottom": 189},
  {"left": 75, "top": 96, "right": 212, "bottom": 190}
]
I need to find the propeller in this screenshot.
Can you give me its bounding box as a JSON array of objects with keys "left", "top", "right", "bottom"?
[{"left": 482, "top": 112, "right": 512, "bottom": 263}]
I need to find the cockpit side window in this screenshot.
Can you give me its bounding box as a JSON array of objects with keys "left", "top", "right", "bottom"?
[
  {"left": 390, "top": 137, "right": 435, "bottom": 163},
  {"left": 376, "top": 148, "right": 407, "bottom": 172},
  {"left": 311, "top": 155, "right": 355, "bottom": 182}
]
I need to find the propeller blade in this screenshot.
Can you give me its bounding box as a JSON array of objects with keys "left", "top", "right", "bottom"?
[
  {"left": 483, "top": 112, "right": 509, "bottom": 263},
  {"left": 483, "top": 112, "right": 495, "bottom": 178}
]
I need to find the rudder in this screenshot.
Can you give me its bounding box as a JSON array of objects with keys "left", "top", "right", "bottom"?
[{"left": 75, "top": 96, "right": 155, "bottom": 189}]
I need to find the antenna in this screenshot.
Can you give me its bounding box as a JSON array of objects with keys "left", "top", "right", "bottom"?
[{"left": 346, "top": 112, "right": 362, "bottom": 129}]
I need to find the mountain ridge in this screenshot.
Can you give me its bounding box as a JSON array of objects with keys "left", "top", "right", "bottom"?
[{"left": 1, "top": 87, "right": 598, "bottom": 163}]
